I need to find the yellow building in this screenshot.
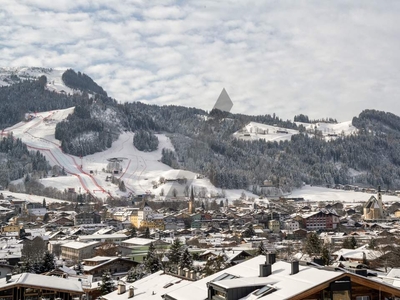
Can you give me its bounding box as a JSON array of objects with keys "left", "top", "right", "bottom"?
[
  {"left": 268, "top": 219, "right": 281, "bottom": 233},
  {"left": 130, "top": 215, "right": 139, "bottom": 228},
  {"left": 140, "top": 219, "right": 165, "bottom": 231},
  {"left": 1, "top": 225, "right": 21, "bottom": 237}
]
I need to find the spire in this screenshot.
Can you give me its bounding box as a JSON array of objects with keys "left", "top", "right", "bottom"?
[
  {"left": 188, "top": 186, "right": 195, "bottom": 214},
  {"left": 190, "top": 186, "right": 194, "bottom": 201}
]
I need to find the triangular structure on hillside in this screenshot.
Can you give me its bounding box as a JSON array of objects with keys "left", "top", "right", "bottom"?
[{"left": 213, "top": 88, "right": 233, "bottom": 112}]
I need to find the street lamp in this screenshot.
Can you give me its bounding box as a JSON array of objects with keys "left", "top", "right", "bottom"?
[{"left": 161, "top": 255, "right": 169, "bottom": 274}]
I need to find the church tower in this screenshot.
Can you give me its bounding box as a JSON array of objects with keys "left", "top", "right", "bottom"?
[
  {"left": 378, "top": 185, "right": 383, "bottom": 208},
  {"left": 188, "top": 186, "right": 195, "bottom": 214}
]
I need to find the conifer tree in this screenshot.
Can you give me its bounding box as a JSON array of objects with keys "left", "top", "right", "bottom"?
[
  {"left": 243, "top": 224, "right": 255, "bottom": 238},
  {"left": 304, "top": 232, "right": 322, "bottom": 257},
  {"left": 41, "top": 251, "right": 55, "bottom": 273},
  {"left": 179, "top": 248, "right": 193, "bottom": 270},
  {"left": 256, "top": 241, "right": 266, "bottom": 255},
  {"left": 145, "top": 242, "right": 162, "bottom": 274},
  {"left": 203, "top": 255, "right": 229, "bottom": 276},
  {"left": 119, "top": 181, "right": 126, "bottom": 192},
  {"left": 168, "top": 239, "right": 183, "bottom": 265},
  {"left": 129, "top": 226, "right": 137, "bottom": 238},
  {"left": 126, "top": 264, "right": 146, "bottom": 283},
  {"left": 100, "top": 271, "right": 115, "bottom": 295},
  {"left": 321, "top": 244, "right": 330, "bottom": 265},
  {"left": 144, "top": 227, "right": 151, "bottom": 239}
]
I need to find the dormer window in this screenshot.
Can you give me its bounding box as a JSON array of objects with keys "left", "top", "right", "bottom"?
[{"left": 253, "top": 285, "right": 276, "bottom": 297}]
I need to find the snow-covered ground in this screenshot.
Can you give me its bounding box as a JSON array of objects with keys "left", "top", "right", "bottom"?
[
  {"left": 4, "top": 107, "right": 259, "bottom": 202},
  {"left": 0, "top": 190, "right": 70, "bottom": 204},
  {"left": 0, "top": 67, "right": 75, "bottom": 94},
  {"left": 233, "top": 121, "right": 358, "bottom": 142},
  {"left": 295, "top": 121, "right": 358, "bottom": 137},
  {"left": 233, "top": 122, "right": 298, "bottom": 142},
  {"left": 290, "top": 185, "right": 400, "bottom": 206}
]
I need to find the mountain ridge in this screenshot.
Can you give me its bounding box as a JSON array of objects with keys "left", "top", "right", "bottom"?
[{"left": 1, "top": 67, "right": 400, "bottom": 195}]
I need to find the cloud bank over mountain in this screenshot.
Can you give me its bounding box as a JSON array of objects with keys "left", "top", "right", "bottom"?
[{"left": 1, "top": 0, "right": 400, "bottom": 120}]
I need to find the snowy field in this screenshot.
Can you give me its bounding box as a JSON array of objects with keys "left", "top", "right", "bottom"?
[
  {"left": 233, "top": 122, "right": 298, "bottom": 142},
  {"left": 0, "top": 190, "right": 70, "bottom": 204},
  {"left": 233, "top": 121, "right": 358, "bottom": 142},
  {"left": 290, "top": 185, "right": 400, "bottom": 206},
  {"left": 295, "top": 121, "right": 358, "bottom": 137}
]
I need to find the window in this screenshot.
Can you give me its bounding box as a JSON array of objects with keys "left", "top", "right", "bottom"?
[
  {"left": 253, "top": 285, "right": 276, "bottom": 297},
  {"left": 332, "top": 291, "right": 350, "bottom": 300},
  {"left": 211, "top": 273, "right": 238, "bottom": 282}
]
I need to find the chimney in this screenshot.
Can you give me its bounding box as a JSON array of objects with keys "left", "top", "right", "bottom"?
[
  {"left": 5, "top": 274, "right": 11, "bottom": 283},
  {"left": 266, "top": 253, "right": 276, "bottom": 265},
  {"left": 291, "top": 260, "right": 299, "bottom": 275},
  {"left": 128, "top": 286, "right": 134, "bottom": 298},
  {"left": 118, "top": 282, "right": 126, "bottom": 295},
  {"left": 259, "top": 264, "right": 272, "bottom": 277},
  {"left": 190, "top": 270, "right": 195, "bottom": 280},
  {"left": 185, "top": 268, "right": 190, "bottom": 278}
]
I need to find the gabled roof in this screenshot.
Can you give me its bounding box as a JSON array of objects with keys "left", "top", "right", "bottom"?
[
  {"left": 164, "top": 255, "right": 400, "bottom": 300},
  {"left": 0, "top": 273, "right": 83, "bottom": 294},
  {"left": 101, "top": 270, "right": 191, "bottom": 300}
]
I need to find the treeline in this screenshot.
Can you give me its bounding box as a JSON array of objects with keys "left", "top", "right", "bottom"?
[
  {"left": 62, "top": 69, "right": 107, "bottom": 96},
  {"left": 294, "top": 114, "right": 338, "bottom": 124},
  {"left": 3, "top": 70, "right": 400, "bottom": 192},
  {"left": 0, "top": 79, "right": 85, "bottom": 128},
  {"left": 133, "top": 130, "right": 159, "bottom": 151},
  {"left": 0, "top": 134, "right": 50, "bottom": 188}
]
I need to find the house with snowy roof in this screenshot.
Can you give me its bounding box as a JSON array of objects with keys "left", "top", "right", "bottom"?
[
  {"left": 83, "top": 256, "right": 139, "bottom": 282},
  {"left": 161, "top": 254, "right": 400, "bottom": 300},
  {"left": 0, "top": 273, "right": 84, "bottom": 299}
]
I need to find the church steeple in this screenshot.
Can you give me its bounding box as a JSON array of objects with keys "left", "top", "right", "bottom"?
[{"left": 188, "top": 186, "right": 195, "bottom": 214}]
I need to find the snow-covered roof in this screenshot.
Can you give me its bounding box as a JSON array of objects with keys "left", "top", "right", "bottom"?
[
  {"left": 102, "top": 270, "right": 191, "bottom": 300},
  {"left": 333, "top": 245, "right": 383, "bottom": 261},
  {"left": 165, "top": 256, "right": 345, "bottom": 300},
  {"left": 122, "top": 237, "right": 154, "bottom": 246},
  {"left": 78, "top": 234, "right": 127, "bottom": 241},
  {"left": 0, "top": 273, "right": 83, "bottom": 293},
  {"left": 61, "top": 241, "right": 100, "bottom": 250}
]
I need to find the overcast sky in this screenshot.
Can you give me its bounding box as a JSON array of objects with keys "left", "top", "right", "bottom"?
[{"left": 1, "top": 0, "right": 400, "bottom": 121}]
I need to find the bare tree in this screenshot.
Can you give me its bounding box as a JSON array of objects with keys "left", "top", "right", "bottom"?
[{"left": 22, "top": 237, "right": 47, "bottom": 263}]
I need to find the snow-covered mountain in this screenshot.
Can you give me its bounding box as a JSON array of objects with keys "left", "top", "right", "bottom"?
[
  {"left": 0, "top": 67, "right": 75, "bottom": 94},
  {"left": 5, "top": 107, "right": 257, "bottom": 201}
]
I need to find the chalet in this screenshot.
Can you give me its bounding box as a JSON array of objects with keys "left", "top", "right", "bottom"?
[
  {"left": 163, "top": 254, "right": 400, "bottom": 300},
  {"left": 83, "top": 256, "right": 139, "bottom": 282},
  {"left": 50, "top": 216, "right": 74, "bottom": 226},
  {"left": 0, "top": 273, "right": 84, "bottom": 299}
]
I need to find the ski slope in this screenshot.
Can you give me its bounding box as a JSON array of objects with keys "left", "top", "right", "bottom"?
[
  {"left": 4, "top": 107, "right": 259, "bottom": 202},
  {"left": 4, "top": 108, "right": 112, "bottom": 199}
]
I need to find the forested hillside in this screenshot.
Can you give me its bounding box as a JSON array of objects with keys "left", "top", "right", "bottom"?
[
  {"left": 2, "top": 70, "right": 400, "bottom": 192},
  {"left": 0, "top": 79, "right": 82, "bottom": 128},
  {"left": 0, "top": 134, "right": 49, "bottom": 187}
]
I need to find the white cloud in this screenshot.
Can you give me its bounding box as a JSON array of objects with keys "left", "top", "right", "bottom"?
[{"left": 1, "top": 0, "right": 400, "bottom": 120}]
